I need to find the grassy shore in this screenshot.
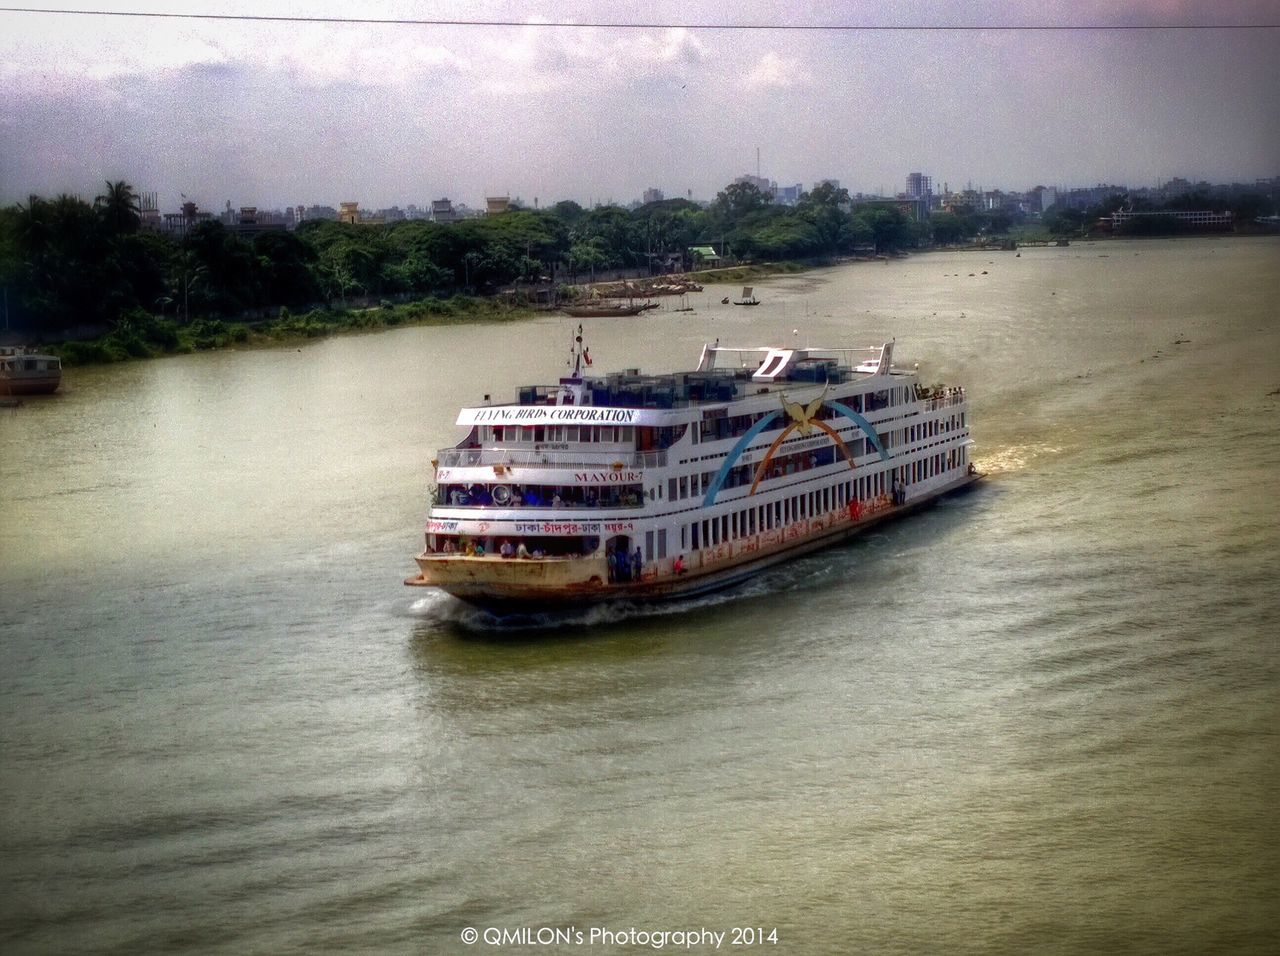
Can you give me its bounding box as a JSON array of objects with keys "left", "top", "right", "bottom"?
[
  {"left": 52, "top": 295, "right": 542, "bottom": 365},
  {"left": 52, "top": 260, "right": 814, "bottom": 366}
]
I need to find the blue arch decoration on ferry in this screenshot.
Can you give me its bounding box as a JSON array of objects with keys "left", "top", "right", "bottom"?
[
  {"left": 701, "top": 400, "right": 890, "bottom": 507},
  {"left": 827, "top": 401, "right": 890, "bottom": 461},
  {"left": 701, "top": 410, "right": 782, "bottom": 506}
]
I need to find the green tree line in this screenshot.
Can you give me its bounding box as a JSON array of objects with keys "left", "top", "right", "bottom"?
[{"left": 1, "top": 179, "right": 932, "bottom": 341}]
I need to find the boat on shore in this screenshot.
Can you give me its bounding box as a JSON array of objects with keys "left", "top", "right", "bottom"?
[
  {"left": 406, "top": 331, "right": 979, "bottom": 610},
  {"left": 733, "top": 286, "right": 760, "bottom": 306},
  {"left": 0, "top": 347, "right": 62, "bottom": 395},
  {"left": 560, "top": 301, "right": 659, "bottom": 318}
]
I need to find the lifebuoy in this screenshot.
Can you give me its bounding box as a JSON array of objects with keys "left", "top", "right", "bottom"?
[{"left": 492, "top": 484, "right": 512, "bottom": 505}]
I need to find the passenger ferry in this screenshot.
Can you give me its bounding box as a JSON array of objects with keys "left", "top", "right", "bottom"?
[{"left": 406, "top": 332, "right": 979, "bottom": 609}]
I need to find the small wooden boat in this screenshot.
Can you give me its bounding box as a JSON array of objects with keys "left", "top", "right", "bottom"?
[
  {"left": 560, "top": 301, "right": 658, "bottom": 318},
  {"left": 733, "top": 287, "right": 760, "bottom": 306}
]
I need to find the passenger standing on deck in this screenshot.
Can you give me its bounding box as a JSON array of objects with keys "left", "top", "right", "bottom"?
[{"left": 633, "top": 547, "right": 643, "bottom": 581}]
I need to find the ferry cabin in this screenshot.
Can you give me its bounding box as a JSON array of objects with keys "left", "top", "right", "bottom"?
[{"left": 410, "top": 342, "right": 976, "bottom": 605}]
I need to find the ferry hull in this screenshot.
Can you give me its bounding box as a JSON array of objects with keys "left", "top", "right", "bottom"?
[
  {"left": 2, "top": 374, "right": 61, "bottom": 395},
  {"left": 407, "top": 473, "right": 982, "bottom": 611}
]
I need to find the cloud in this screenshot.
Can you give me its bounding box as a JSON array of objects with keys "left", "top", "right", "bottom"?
[
  {"left": 0, "top": 2, "right": 1276, "bottom": 210},
  {"left": 741, "top": 51, "right": 810, "bottom": 91}
]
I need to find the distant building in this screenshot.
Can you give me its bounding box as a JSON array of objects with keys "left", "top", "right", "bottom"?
[
  {"left": 642, "top": 188, "right": 664, "bottom": 204},
  {"left": 734, "top": 174, "right": 776, "bottom": 199},
  {"left": 228, "top": 206, "right": 287, "bottom": 238},
  {"left": 689, "top": 245, "right": 722, "bottom": 267},
  {"left": 1031, "top": 186, "right": 1057, "bottom": 213},
  {"left": 338, "top": 201, "right": 360, "bottom": 224},
  {"left": 905, "top": 172, "right": 932, "bottom": 199},
  {"left": 485, "top": 196, "right": 511, "bottom": 215},
  {"left": 775, "top": 183, "right": 803, "bottom": 205},
  {"left": 431, "top": 198, "right": 460, "bottom": 223},
  {"left": 138, "top": 191, "right": 161, "bottom": 231},
  {"left": 159, "top": 200, "right": 214, "bottom": 238},
  {"left": 302, "top": 204, "right": 338, "bottom": 221}
]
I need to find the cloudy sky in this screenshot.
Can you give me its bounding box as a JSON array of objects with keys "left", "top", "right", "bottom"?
[{"left": 1, "top": 1, "right": 1277, "bottom": 212}]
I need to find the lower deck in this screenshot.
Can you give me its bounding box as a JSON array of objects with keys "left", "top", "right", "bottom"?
[{"left": 408, "top": 466, "right": 982, "bottom": 609}]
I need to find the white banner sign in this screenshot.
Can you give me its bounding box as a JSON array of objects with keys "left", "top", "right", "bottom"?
[{"left": 457, "top": 405, "right": 677, "bottom": 427}]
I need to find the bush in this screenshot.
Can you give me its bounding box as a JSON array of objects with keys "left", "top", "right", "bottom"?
[{"left": 57, "top": 340, "right": 116, "bottom": 365}]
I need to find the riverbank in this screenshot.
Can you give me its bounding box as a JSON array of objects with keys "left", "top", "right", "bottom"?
[
  {"left": 48, "top": 260, "right": 816, "bottom": 366},
  {"left": 50, "top": 295, "right": 542, "bottom": 366}
]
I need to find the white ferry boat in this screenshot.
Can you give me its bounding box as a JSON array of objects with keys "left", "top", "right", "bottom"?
[{"left": 406, "top": 332, "right": 979, "bottom": 609}]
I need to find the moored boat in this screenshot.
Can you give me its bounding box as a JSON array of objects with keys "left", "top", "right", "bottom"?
[
  {"left": 406, "top": 332, "right": 979, "bottom": 610},
  {"left": 0, "top": 347, "right": 62, "bottom": 395},
  {"left": 560, "top": 301, "right": 659, "bottom": 317}
]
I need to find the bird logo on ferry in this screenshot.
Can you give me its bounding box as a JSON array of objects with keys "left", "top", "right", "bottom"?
[{"left": 780, "top": 387, "right": 828, "bottom": 436}]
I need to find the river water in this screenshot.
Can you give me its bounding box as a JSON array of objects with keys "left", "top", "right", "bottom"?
[{"left": 2, "top": 237, "right": 1277, "bottom": 954}]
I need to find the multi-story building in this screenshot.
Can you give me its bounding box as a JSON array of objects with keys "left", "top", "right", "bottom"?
[
  {"left": 734, "top": 174, "right": 776, "bottom": 199},
  {"left": 642, "top": 188, "right": 664, "bottom": 204},
  {"left": 775, "top": 184, "right": 804, "bottom": 205},
  {"left": 431, "top": 198, "right": 460, "bottom": 223},
  {"left": 905, "top": 172, "right": 932, "bottom": 199}
]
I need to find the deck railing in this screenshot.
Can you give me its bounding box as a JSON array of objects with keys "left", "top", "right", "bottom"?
[{"left": 436, "top": 447, "right": 669, "bottom": 470}]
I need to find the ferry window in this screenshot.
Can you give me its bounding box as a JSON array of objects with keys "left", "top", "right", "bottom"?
[
  {"left": 565, "top": 426, "right": 579, "bottom": 442},
  {"left": 620, "top": 427, "right": 633, "bottom": 443},
  {"left": 691, "top": 523, "right": 699, "bottom": 549},
  {"left": 534, "top": 427, "right": 545, "bottom": 442},
  {"left": 599, "top": 426, "right": 615, "bottom": 443},
  {"left": 645, "top": 530, "right": 654, "bottom": 561},
  {"left": 678, "top": 476, "right": 688, "bottom": 498},
  {"left": 657, "top": 529, "right": 667, "bottom": 559},
  {"left": 669, "top": 478, "right": 678, "bottom": 500},
  {"left": 721, "top": 515, "right": 729, "bottom": 542}
]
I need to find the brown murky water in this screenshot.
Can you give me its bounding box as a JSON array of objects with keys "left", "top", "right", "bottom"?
[{"left": 2, "top": 237, "right": 1277, "bottom": 953}]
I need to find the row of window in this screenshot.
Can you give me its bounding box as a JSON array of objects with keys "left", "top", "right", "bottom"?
[
  {"left": 678, "top": 444, "right": 968, "bottom": 553},
  {"left": 472, "top": 386, "right": 939, "bottom": 451}
]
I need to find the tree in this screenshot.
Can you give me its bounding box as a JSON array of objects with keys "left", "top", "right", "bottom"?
[
  {"left": 95, "top": 180, "right": 141, "bottom": 235},
  {"left": 713, "top": 181, "right": 770, "bottom": 224},
  {"left": 253, "top": 231, "right": 320, "bottom": 306},
  {"left": 568, "top": 239, "right": 608, "bottom": 282},
  {"left": 798, "top": 182, "right": 853, "bottom": 256}
]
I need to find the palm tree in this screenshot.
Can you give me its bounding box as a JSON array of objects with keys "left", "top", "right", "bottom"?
[{"left": 95, "top": 180, "right": 141, "bottom": 235}]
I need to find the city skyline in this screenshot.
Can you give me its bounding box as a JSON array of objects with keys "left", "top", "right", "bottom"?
[{"left": 2, "top": 1, "right": 1278, "bottom": 212}]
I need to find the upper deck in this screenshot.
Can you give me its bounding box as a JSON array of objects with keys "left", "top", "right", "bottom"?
[{"left": 454, "top": 343, "right": 902, "bottom": 430}]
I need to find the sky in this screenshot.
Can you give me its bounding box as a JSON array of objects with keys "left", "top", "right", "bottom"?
[{"left": 1, "top": 1, "right": 1277, "bottom": 213}]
